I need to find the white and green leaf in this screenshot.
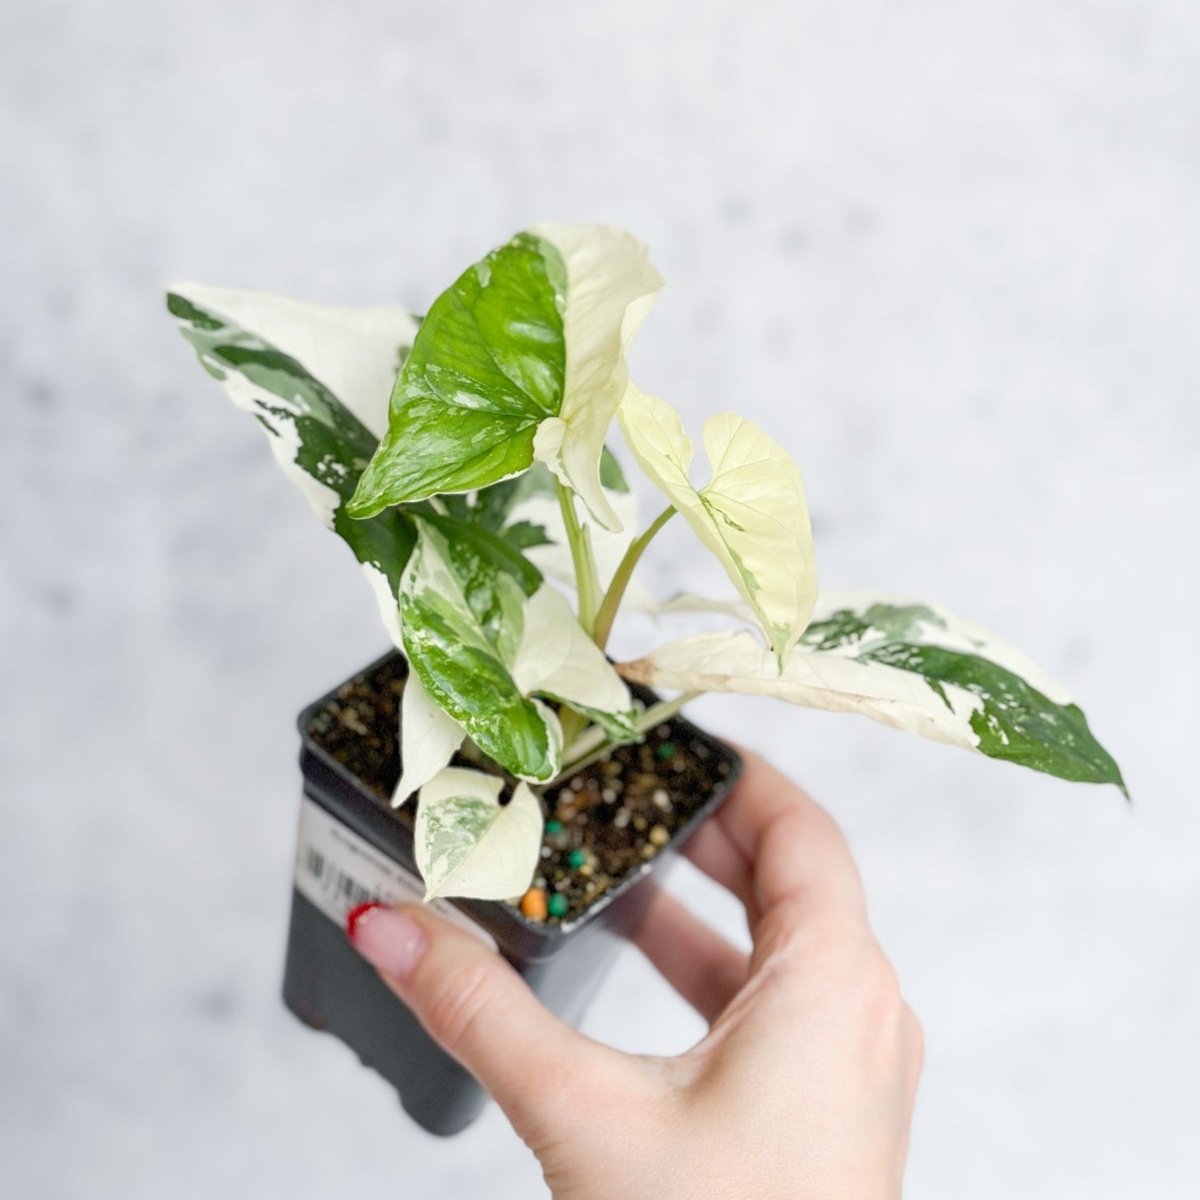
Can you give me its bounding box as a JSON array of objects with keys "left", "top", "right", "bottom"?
[
  {"left": 168, "top": 284, "right": 417, "bottom": 437},
  {"left": 399, "top": 517, "right": 559, "bottom": 782},
  {"left": 530, "top": 223, "right": 662, "bottom": 531},
  {"left": 620, "top": 594, "right": 1125, "bottom": 792},
  {"left": 166, "top": 287, "right": 418, "bottom": 643},
  {"left": 398, "top": 516, "right": 638, "bottom": 782},
  {"left": 512, "top": 585, "right": 638, "bottom": 741},
  {"left": 414, "top": 768, "right": 544, "bottom": 901},
  {"left": 618, "top": 387, "right": 818, "bottom": 665},
  {"left": 392, "top": 510, "right": 576, "bottom": 805},
  {"left": 348, "top": 225, "right": 660, "bottom": 532}
]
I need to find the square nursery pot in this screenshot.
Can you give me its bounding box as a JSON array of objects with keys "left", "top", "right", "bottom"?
[{"left": 283, "top": 649, "right": 742, "bottom": 1137}]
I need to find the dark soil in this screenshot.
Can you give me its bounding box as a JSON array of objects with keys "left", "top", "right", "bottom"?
[{"left": 305, "top": 654, "right": 734, "bottom": 924}]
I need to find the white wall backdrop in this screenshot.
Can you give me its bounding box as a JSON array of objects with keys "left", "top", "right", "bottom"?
[{"left": 2, "top": 2, "right": 1196, "bottom": 1196}]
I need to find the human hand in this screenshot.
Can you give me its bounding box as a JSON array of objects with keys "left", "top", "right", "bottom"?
[{"left": 347, "top": 750, "right": 923, "bottom": 1199}]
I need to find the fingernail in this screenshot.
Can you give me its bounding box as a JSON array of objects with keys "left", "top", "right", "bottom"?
[
  {"left": 346, "top": 903, "right": 430, "bottom": 981},
  {"left": 346, "top": 901, "right": 383, "bottom": 941}
]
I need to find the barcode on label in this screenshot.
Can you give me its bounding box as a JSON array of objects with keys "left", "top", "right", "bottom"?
[
  {"left": 292, "top": 793, "right": 496, "bottom": 949},
  {"left": 301, "top": 846, "right": 376, "bottom": 909}
]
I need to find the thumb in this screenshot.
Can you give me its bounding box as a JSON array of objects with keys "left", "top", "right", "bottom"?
[{"left": 347, "top": 901, "right": 628, "bottom": 1135}]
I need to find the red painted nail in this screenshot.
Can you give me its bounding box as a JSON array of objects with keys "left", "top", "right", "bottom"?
[
  {"left": 346, "top": 900, "right": 385, "bottom": 942},
  {"left": 347, "top": 906, "right": 430, "bottom": 980}
]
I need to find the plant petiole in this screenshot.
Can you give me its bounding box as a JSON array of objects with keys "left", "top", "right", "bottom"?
[
  {"left": 592, "top": 506, "right": 675, "bottom": 651},
  {"left": 555, "top": 479, "right": 601, "bottom": 634},
  {"left": 552, "top": 690, "right": 702, "bottom": 782}
]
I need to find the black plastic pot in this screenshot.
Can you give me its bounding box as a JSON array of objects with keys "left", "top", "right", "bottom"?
[{"left": 282, "top": 650, "right": 742, "bottom": 1137}]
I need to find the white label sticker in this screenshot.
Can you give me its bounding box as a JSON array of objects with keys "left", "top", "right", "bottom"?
[{"left": 293, "top": 793, "right": 496, "bottom": 949}]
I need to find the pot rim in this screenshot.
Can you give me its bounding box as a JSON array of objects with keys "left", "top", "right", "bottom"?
[{"left": 297, "top": 647, "right": 743, "bottom": 949}]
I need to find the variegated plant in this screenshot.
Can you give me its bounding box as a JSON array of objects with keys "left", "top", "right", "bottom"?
[{"left": 167, "top": 223, "right": 1124, "bottom": 906}]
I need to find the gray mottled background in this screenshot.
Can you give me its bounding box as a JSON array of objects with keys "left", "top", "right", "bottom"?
[{"left": 2, "top": 1, "right": 1197, "bottom": 1196}]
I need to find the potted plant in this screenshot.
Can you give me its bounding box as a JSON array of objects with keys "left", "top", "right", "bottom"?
[{"left": 166, "top": 223, "right": 1124, "bottom": 1137}]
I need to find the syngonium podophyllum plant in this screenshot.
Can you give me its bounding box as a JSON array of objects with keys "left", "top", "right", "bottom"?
[{"left": 167, "top": 223, "right": 1125, "bottom": 905}]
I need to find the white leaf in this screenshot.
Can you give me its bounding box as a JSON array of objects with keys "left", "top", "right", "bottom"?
[
  {"left": 415, "top": 768, "right": 544, "bottom": 901},
  {"left": 169, "top": 283, "right": 417, "bottom": 438},
  {"left": 619, "top": 628, "right": 983, "bottom": 751},
  {"left": 362, "top": 564, "right": 404, "bottom": 649},
  {"left": 618, "top": 387, "right": 817, "bottom": 664},
  {"left": 530, "top": 224, "right": 663, "bottom": 533},
  {"left": 512, "top": 585, "right": 635, "bottom": 726},
  {"left": 392, "top": 671, "right": 465, "bottom": 808}
]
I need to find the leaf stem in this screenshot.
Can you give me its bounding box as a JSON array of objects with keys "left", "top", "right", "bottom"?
[
  {"left": 552, "top": 690, "right": 702, "bottom": 782},
  {"left": 555, "top": 480, "right": 601, "bottom": 634},
  {"left": 592, "top": 506, "right": 676, "bottom": 651}
]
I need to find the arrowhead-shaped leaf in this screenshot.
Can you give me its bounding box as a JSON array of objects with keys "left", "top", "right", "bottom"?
[
  {"left": 399, "top": 517, "right": 638, "bottom": 783},
  {"left": 166, "top": 287, "right": 419, "bottom": 642},
  {"left": 414, "top": 768, "right": 544, "bottom": 901},
  {"left": 618, "top": 386, "right": 818, "bottom": 664},
  {"left": 399, "top": 517, "right": 558, "bottom": 782},
  {"left": 348, "top": 226, "right": 660, "bottom": 532},
  {"left": 620, "top": 594, "right": 1125, "bottom": 793}
]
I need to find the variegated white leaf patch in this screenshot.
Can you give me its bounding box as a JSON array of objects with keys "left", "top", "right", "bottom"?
[
  {"left": 620, "top": 594, "right": 1125, "bottom": 792},
  {"left": 530, "top": 223, "right": 663, "bottom": 532},
  {"left": 166, "top": 287, "right": 418, "bottom": 645},
  {"left": 415, "top": 768, "right": 544, "bottom": 901}
]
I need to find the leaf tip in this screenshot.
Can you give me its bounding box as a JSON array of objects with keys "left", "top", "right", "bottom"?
[{"left": 344, "top": 485, "right": 379, "bottom": 520}]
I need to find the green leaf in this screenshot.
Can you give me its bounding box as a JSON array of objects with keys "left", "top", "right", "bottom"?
[
  {"left": 457, "top": 479, "right": 527, "bottom": 533},
  {"left": 390, "top": 511, "right": 558, "bottom": 803},
  {"left": 448, "top": 451, "right": 626, "bottom": 557},
  {"left": 419, "top": 511, "right": 543, "bottom": 606},
  {"left": 621, "top": 593, "right": 1125, "bottom": 793},
  {"left": 348, "top": 226, "right": 661, "bottom": 532},
  {"left": 400, "top": 518, "right": 557, "bottom": 781},
  {"left": 399, "top": 517, "right": 638, "bottom": 783},
  {"left": 438, "top": 470, "right": 554, "bottom": 548},
  {"left": 600, "top": 445, "right": 631, "bottom": 493},
  {"left": 166, "top": 287, "right": 418, "bottom": 641},
  {"left": 500, "top": 521, "right": 553, "bottom": 551},
  {"left": 414, "top": 768, "right": 543, "bottom": 901},
  {"left": 618, "top": 386, "right": 818, "bottom": 665},
  {"left": 348, "top": 232, "right": 567, "bottom": 517}
]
